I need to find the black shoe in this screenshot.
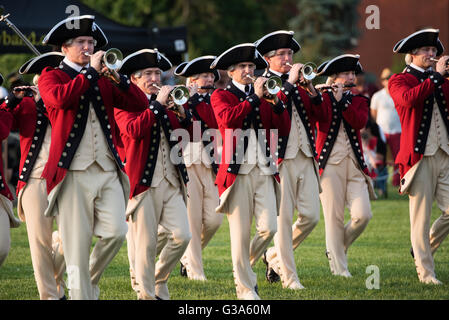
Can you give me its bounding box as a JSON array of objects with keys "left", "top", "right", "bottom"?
[
  {"left": 254, "top": 284, "right": 259, "bottom": 295},
  {"left": 155, "top": 295, "right": 163, "bottom": 300},
  {"left": 410, "top": 247, "right": 415, "bottom": 258},
  {"left": 262, "top": 250, "right": 280, "bottom": 283},
  {"left": 180, "top": 262, "right": 187, "bottom": 277},
  {"left": 59, "top": 295, "right": 67, "bottom": 300}
]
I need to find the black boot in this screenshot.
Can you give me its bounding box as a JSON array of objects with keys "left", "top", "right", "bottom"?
[{"left": 262, "top": 250, "right": 280, "bottom": 283}]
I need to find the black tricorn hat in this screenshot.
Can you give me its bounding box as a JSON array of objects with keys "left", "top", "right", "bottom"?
[
  {"left": 393, "top": 28, "right": 444, "bottom": 56},
  {"left": 174, "top": 55, "right": 220, "bottom": 82},
  {"left": 210, "top": 43, "right": 268, "bottom": 70},
  {"left": 119, "top": 49, "right": 172, "bottom": 76},
  {"left": 43, "top": 15, "right": 108, "bottom": 48},
  {"left": 317, "top": 54, "right": 361, "bottom": 76},
  {"left": 19, "top": 52, "right": 65, "bottom": 75},
  {"left": 255, "top": 30, "right": 301, "bottom": 56}
]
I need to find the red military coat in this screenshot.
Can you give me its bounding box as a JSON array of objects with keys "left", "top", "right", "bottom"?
[
  {"left": 0, "top": 108, "right": 13, "bottom": 201},
  {"left": 1, "top": 95, "right": 50, "bottom": 195},
  {"left": 315, "top": 90, "right": 370, "bottom": 176},
  {"left": 186, "top": 93, "right": 218, "bottom": 132},
  {"left": 114, "top": 99, "right": 193, "bottom": 198},
  {"left": 38, "top": 63, "right": 148, "bottom": 193},
  {"left": 388, "top": 67, "right": 448, "bottom": 180},
  {"left": 210, "top": 82, "right": 289, "bottom": 196}
]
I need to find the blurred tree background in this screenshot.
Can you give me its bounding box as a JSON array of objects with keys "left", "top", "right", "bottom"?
[
  {"left": 80, "top": 0, "right": 361, "bottom": 62},
  {"left": 1, "top": 0, "right": 361, "bottom": 88}
]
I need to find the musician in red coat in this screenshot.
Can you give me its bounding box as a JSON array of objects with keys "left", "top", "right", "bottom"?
[
  {"left": 210, "top": 43, "right": 289, "bottom": 300},
  {"left": 0, "top": 73, "right": 21, "bottom": 267},
  {"left": 315, "top": 54, "right": 375, "bottom": 277},
  {"left": 174, "top": 56, "right": 223, "bottom": 282},
  {"left": 38, "top": 15, "right": 148, "bottom": 300},
  {"left": 389, "top": 28, "right": 449, "bottom": 285},
  {"left": 255, "top": 30, "right": 323, "bottom": 289},
  {"left": 0, "top": 52, "right": 66, "bottom": 299},
  {"left": 114, "top": 49, "right": 193, "bottom": 300}
]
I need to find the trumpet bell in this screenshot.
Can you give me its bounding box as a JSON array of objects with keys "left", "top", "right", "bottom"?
[
  {"left": 171, "top": 86, "right": 190, "bottom": 105},
  {"left": 266, "top": 76, "right": 282, "bottom": 95},
  {"left": 103, "top": 48, "right": 123, "bottom": 71},
  {"left": 302, "top": 62, "right": 318, "bottom": 81}
]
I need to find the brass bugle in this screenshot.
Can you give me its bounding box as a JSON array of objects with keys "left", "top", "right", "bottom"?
[
  {"left": 286, "top": 62, "right": 321, "bottom": 81},
  {"left": 245, "top": 74, "right": 282, "bottom": 96},
  {"left": 84, "top": 48, "right": 123, "bottom": 71},
  {"left": 152, "top": 84, "right": 190, "bottom": 106}
]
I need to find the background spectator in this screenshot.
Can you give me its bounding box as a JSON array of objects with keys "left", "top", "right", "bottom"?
[
  {"left": 361, "top": 116, "right": 388, "bottom": 198},
  {"left": 370, "top": 68, "right": 401, "bottom": 187}
]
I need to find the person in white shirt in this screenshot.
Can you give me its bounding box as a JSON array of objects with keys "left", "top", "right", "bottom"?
[{"left": 370, "top": 68, "right": 402, "bottom": 187}]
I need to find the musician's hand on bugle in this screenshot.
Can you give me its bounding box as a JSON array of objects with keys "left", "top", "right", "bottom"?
[
  {"left": 254, "top": 77, "right": 267, "bottom": 99},
  {"left": 172, "top": 103, "right": 186, "bottom": 120},
  {"left": 287, "top": 63, "right": 303, "bottom": 85},
  {"left": 90, "top": 51, "right": 104, "bottom": 73},
  {"left": 101, "top": 67, "right": 120, "bottom": 84},
  {"left": 156, "top": 85, "right": 173, "bottom": 106},
  {"left": 165, "top": 94, "right": 186, "bottom": 119},
  {"left": 435, "top": 55, "right": 449, "bottom": 76}
]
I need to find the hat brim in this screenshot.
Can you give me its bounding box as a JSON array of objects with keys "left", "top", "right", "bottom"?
[
  {"left": 19, "top": 52, "right": 65, "bottom": 75},
  {"left": 174, "top": 56, "right": 220, "bottom": 82},
  {"left": 393, "top": 29, "right": 444, "bottom": 56},
  {"left": 255, "top": 30, "right": 301, "bottom": 56},
  {"left": 317, "top": 54, "right": 361, "bottom": 76},
  {"left": 119, "top": 49, "right": 172, "bottom": 76},
  {"left": 355, "top": 61, "right": 363, "bottom": 75},
  {"left": 43, "top": 15, "right": 108, "bottom": 48},
  {"left": 210, "top": 43, "right": 268, "bottom": 70}
]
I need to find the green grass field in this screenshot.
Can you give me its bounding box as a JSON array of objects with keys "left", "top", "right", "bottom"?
[{"left": 0, "top": 178, "right": 448, "bottom": 300}]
